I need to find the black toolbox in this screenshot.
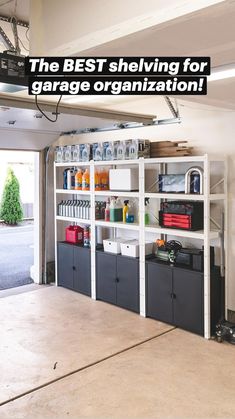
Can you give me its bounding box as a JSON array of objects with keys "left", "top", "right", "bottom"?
[{"left": 159, "top": 201, "right": 203, "bottom": 231}]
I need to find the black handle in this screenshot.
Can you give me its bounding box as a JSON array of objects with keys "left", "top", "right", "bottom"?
[
  {"left": 72, "top": 266, "right": 76, "bottom": 271},
  {"left": 116, "top": 277, "right": 120, "bottom": 283},
  {"left": 171, "top": 293, "right": 176, "bottom": 299}
]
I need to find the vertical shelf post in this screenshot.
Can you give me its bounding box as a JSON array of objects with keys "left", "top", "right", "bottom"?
[
  {"left": 204, "top": 154, "right": 211, "bottom": 338},
  {"left": 139, "top": 158, "right": 146, "bottom": 316},
  {"left": 54, "top": 162, "right": 58, "bottom": 286},
  {"left": 224, "top": 157, "right": 228, "bottom": 320},
  {"left": 90, "top": 160, "right": 96, "bottom": 299}
]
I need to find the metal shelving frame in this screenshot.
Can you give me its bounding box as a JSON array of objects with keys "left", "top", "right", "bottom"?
[{"left": 54, "top": 154, "right": 228, "bottom": 339}]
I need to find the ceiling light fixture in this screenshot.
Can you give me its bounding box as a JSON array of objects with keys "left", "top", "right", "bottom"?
[{"left": 208, "top": 64, "right": 235, "bottom": 82}]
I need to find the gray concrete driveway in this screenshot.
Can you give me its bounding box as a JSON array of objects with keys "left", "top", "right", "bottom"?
[{"left": 0, "top": 224, "right": 34, "bottom": 290}]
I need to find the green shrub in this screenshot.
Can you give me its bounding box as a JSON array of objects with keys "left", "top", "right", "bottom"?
[{"left": 0, "top": 168, "right": 23, "bottom": 225}]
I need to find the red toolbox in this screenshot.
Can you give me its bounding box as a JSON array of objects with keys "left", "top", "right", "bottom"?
[
  {"left": 161, "top": 213, "right": 192, "bottom": 229},
  {"left": 66, "top": 225, "right": 84, "bottom": 244}
]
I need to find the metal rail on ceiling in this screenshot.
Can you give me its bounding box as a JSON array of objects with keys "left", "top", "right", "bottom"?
[
  {"left": 0, "top": 95, "right": 157, "bottom": 124},
  {"left": 0, "top": 95, "right": 181, "bottom": 133},
  {"left": 0, "top": 14, "right": 29, "bottom": 28},
  {"left": 61, "top": 97, "right": 181, "bottom": 135}
]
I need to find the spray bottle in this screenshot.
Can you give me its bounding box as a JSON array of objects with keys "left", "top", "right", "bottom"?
[
  {"left": 123, "top": 200, "right": 129, "bottom": 223},
  {"left": 105, "top": 198, "right": 110, "bottom": 222},
  {"left": 145, "top": 198, "right": 150, "bottom": 225},
  {"left": 126, "top": 200, "right": 135, "bottom": 223}
]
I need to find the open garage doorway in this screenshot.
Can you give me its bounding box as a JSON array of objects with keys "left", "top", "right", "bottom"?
[{"left": 0, "top": 150, "right": 38, "bottom": 291}]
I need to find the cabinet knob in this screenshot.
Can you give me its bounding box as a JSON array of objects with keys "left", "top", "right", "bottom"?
[
  {"left": 72, "top": 266, "right": 76, "bottom": 271},
  {"left": 116, "top": 277, "right": 120, "bottom": 283},
  {"left": 171, "top": 293, "right": 176, "bottom": 299}
]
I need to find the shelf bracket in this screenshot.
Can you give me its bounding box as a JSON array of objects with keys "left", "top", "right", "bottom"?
[
  {"left": 164, "top": 96, "right": 180, "bottom": 119},
  {"left": 210, "top": 178, "right": 224, "bottom": 192},
  {"left": 210, "top": 217, "right": 221, "bottom": 230},
  {"left": 11, "top": 16, "right": 21, "bottom": 55},
  {"left": 0, "top": 25, "right": 15, "bottom": 51}
]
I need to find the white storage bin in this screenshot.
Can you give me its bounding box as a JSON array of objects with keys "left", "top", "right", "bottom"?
[
  {"left": 109, "top": 168, "right": 139, "bottom": 191},
  {"left": 103, "top": 238, "right": 130, "bottom": 254},
  {"left": 120, "top": 240, "right": 153, "bottom": 258}
]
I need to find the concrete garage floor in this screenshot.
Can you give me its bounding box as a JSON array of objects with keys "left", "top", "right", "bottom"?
[{"left": 0, "top": 287, "right": 235, "bottom": 419}]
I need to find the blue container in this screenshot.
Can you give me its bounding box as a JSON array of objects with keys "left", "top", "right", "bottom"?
[{"left": 190, "top": 173, "right": 200, "bottom": 194}]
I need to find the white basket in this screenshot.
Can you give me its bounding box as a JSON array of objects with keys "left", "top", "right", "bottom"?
[
  {"left": 103, "top": 238, "right": 130, "bottom": 254},
  {"left": 120, "top": 240, "right": 153, "bottom": 258}
]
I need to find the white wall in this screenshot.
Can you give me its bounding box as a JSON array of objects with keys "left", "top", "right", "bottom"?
[{"left": 50, "top": 97, "right": 235, "bottom": 310}]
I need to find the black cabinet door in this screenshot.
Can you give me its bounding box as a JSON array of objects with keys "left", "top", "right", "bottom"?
[
  {"left": 57, "top": 243, "right": 74, "bottom": 290},
  {"left": 73, "top": 246, "right": 91, "bottom": 296},
  {"left": 146, "top": 262, "right": 173, "bottom": 324},
  {"left": 116, "top": 256, "right": 139, "bottom": 313},
  {"left": 173, "top": 268, "right": 204, "bottom": 335},
  {"left": 96, "top": 252, "right": 117, "bottom": 305}
]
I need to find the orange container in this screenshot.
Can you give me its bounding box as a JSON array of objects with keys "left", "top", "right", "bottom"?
[
  {"left": 100, "top": 169, "right": 109, "bottom": 190},
  {"left": 75, "top": 169, "right": 82, "bottom": 190},
  {"left": 82, "top": 169, "right": 90, "bottom": 190},
  {"left": 95, "top": 170, "right": 101, "bottom": 191}
]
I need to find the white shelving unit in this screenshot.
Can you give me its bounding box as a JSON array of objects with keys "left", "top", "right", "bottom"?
[
  {"left": 54, "top": 154, "right": 228, "bottom": 339},
  {"left": 95, "top": 220, "right": 139, "bottom": 230},
  {"left": 95, "top": 191, "right": 139, "bottom": 198},
  {"left": 56, "top": 189, "right": 91, "bottom": 195},
  {"left": 56, "top": 216, "right": 91, "bottom": 223}
]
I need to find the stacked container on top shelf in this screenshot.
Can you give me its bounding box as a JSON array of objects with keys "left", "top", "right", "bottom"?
[{"left": 54, "top": 139, "right": 150, "bottom": 163}]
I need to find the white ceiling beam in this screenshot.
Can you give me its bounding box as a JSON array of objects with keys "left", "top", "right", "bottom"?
[{"left": 0, "top": 95, "right": 156, "bottom": 124}]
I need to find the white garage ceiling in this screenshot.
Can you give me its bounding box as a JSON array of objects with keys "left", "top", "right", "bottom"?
[{"left": 82, "top": 0, "right": 235, "bottom": 110}]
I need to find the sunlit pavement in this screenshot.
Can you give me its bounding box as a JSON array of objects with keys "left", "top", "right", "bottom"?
[{"left": 0, "top": 224, "right": 34, "bottom": 290}]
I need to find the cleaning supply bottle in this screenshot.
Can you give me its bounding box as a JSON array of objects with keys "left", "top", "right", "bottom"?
[
  {"left": 126, "top": 200, "right": 135, "bottom": 223},
  {"left": 75, "top": 169, "right": 82, "bottom": 190},
  {"left": 115, "top": 198, "right": 123, "bottom": 221},
  {"left": 63, "top": 168, "right": 70, "bottom": 189},
  {"left": 100, "top": 168, "right": 109, "bottom": 190},
  {"left": 123, "top": 200, "right": 129, "bottom": 223},
  {"left": 83, "top": 225, "right": 90, "bottom": 247},
  {"left": 67, "top": 168, "right": 76, "bottom": 190},
  {"left": 94, "top": 143, "right": 103, "bottom": 161},
  {"left": 95, "top": 170, "right": 101, "bottom": 191},
  {"left": 117, "top": 141, "right": 125, "bottom": 160},
  {"left": 129, "top": 140, "right": 138, "bottom": 159},
  {"left": 81, "top": 144, "right": 90, "bottom": 162},
  {"left": 82, "top": 169, "right": 90, "bottom": 191},
  {"left": 110, "top": 198, "right": 116, "bottom": 222},
  {"left": 105, "top": 198, "right": 110, "bottom": 222},
  {"left": 145, "top": 198, "right": 150, "bottom": 225},
  {"left": 106, "top": 142, "right": 114, "bottom": 161}
]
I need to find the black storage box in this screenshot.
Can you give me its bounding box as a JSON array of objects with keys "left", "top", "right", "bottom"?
[
  {"left": 159, "top": 201, "right": 204, "bottom": 231},
  {"left": 175, "top": 247, "right": 215, "bottom": 272}
]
